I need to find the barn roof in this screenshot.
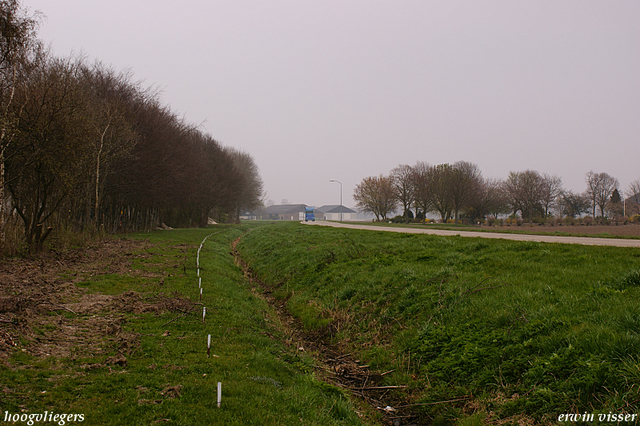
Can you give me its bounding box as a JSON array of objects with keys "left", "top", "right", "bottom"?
[{"left": 316, "top": 205, "right": 356, "bottom": 214}]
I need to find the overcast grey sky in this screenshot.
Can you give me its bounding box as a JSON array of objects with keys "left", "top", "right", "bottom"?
[{"left": 27, "top": 1, "right": 640, "bottom": 207}]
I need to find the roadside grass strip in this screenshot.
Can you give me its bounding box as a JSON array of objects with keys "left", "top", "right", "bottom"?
[
  {"left": 236, "top": 221, "right": 640, "bottom": 425},
  {"left": 0, "top": 225, "right": 370, "bottom": 426}
]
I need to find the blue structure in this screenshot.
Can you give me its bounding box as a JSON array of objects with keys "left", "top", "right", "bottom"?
[{"left": 304, "top": 206, "right": 315, "bottom": 222}]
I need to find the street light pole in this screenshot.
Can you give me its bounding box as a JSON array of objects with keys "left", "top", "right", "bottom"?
[{"left": 329, "top": 179, "right": 343, "bottom": 222}]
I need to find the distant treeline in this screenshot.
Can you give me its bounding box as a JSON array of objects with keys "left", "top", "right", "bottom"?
[
  {"left": 1, "top": 1, "right": 263, "bottom": 252},
  {"left": 354, "top": 161, "right": 640, "bottom": 223}
]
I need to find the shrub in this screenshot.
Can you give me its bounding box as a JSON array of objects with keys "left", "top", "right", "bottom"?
[
  {"left": 391, "top": 215, "right": 405, "bottom": 223},
  {"left": 612, "top": 215, "right": 627, "bottom": 225}
]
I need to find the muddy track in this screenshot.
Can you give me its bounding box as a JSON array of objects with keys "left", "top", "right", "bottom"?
[{"left": 231, "top": 237, "right": 424, "bottom": 426}]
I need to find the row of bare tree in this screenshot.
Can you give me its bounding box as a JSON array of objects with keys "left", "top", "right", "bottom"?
[
  {"left": 354, "top": 162, "right": 638, "bottom": 223},
  {"left": 1, "top": 1, "right": 263, "bottom": 251}
]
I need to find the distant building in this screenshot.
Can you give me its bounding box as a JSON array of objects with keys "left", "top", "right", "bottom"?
[
  {"left": 239, "top": 210, "right": 257, "bottom": 220},
  {"left": 316, "top": 205, "right": 357, "bottom": 221},
  {"left": 262, "top": 204, "right": 308, "bottom": 221}
]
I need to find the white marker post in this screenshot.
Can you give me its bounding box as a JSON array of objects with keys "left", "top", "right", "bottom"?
[
  {"left": 217, "top": 382, "right": 222, "bottom": 408},
  {"left": 207, "top": 334, "right": 211, "bottom": 357},
  {"left": 199, "top": 277, "right": 202, "bottom": 288},
  {"left": 202, "top": 307, "right": 206, "bottom": 324},
  {"left": 200, "top": 287, "right": 203, "bottom": 301}
]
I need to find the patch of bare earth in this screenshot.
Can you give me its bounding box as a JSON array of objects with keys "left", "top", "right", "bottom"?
[{"left": 0, "top": 239, "right": 194, "bottom": 368}]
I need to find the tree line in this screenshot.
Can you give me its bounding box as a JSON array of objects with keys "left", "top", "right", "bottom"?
[
  {"left": 354, "top": 161, "right": 639, "bottom": 224},
  {"left": 1, "top": 1, "right": 263, "bottom": 252}
]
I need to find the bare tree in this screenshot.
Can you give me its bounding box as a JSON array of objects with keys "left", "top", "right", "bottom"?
[
  {"left": 503, "top": 170, "right": 544, "bottom": 222},
  {"left": 412, "top": 161, "right": 432, "bottom": 222},
  {"left": 486, "top": 178, "right": 510, "bottom": 219},
  {"left": 557, "top": 190, "right": 591, "bottom": 218},
  {"left": 625, "top": 179, "right": 640, "bottom": 216},
  {"left": 0, "top": 0, "right": 42, "bottom": 244},
  {"left": 390, "top": 164, "right": 414, "bottom": 223},
  {"left": 539, "top": 173, "right": 563, "bottom": 217},
  {"left": 467, "top": 177, "right": 509, "bottom": 222},
  {"left": 225, "top": 147, "right": 264, "bottom": 222},
  {"left": 585, "top": 171, "right": 601, "bottom": 217},
  {"left": 79, "top": 62, "right": 139, "bottom": 230},
  {"left": 6, "top": 54, "right": 88, "bottom": 250},
  {"left": 0, "top": 3, "right": 267, "bottom": 251},
  {"left": 353, "top": 175, "right": 397, "bottom": 221},
  {"left": 430, "top": 164, "right": 454, "bottom": 223},
  {"left": 585, "top": 171, "right": 618, "bottom": 217},
  {"left": 448, "top": 161, "right": 482, "bottom": 223}
]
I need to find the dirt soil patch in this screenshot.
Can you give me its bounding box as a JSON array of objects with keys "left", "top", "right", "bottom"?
[{"left": 0, "top": 239, "right": 194, "bottom": 365}]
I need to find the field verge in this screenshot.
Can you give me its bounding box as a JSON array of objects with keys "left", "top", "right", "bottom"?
[
  {"left": 0, "top": 225, "right": 372, "bottom": 425},
  {"left": 340, "top": 221, "right": 640, "bottom": 240},
  {"left": 236, "top": 221, "right": 640, "bottom": 425}
]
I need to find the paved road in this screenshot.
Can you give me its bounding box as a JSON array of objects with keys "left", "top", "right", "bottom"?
[{"left": 302, "top": 221, "right": 640, "bottom": 248}]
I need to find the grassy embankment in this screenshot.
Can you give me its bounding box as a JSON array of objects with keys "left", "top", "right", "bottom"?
[
  {"left": 1, "top": 224, "right": 371, "bottom": 426},
  {"left": 353, "top": 221, "right": 640, "bottom": 240},
  {"left": 236, "top": 221, "right": 640, "bottom": 424}
]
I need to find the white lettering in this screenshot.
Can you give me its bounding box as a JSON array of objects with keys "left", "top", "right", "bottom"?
[
  {"left": 1, "top": 411, "right": 86, "bottom": 424},
  {"left": 58, "top": 413, "right": 67, "bottom": 425}
]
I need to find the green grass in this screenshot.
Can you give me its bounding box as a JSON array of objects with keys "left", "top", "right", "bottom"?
[
  {"left": 236, "top": 222, "right": 640, "bottom": 424},
  {"left": 1, "top": 224, "right": 371, "bottom": 425},
  {"left": 352, "top": 220, "right": 640, "bottom": 239}
]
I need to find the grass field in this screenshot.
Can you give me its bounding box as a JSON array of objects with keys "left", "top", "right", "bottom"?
[
  {"left": 4, "top": 221, "right": 640, "bottom": 425},
  {"left": 0, "top": 224, "right": 372, "bottom": 426},
  {"left": 236, "top": 221, "right": 640, "bottom": 424},
  {"left": 351, "top": 221, "right": 640, "bottom": 239}
]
